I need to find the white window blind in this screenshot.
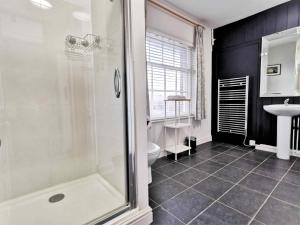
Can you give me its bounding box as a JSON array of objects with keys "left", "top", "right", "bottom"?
[{"left": 146, "top": 32, "right": 193, "bottom": 120}]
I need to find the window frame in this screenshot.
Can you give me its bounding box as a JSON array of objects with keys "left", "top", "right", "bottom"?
[{"left": 146, "top": 31, "right": 194, "bottom": 121}]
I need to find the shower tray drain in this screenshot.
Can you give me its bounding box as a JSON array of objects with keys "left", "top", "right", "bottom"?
[{"left": 49, "top": 193, "right": 65, "bottom": 203}]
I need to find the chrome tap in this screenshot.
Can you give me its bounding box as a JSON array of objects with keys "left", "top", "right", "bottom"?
[{"left": 284, "top": 98, "right": 289, "bottom": 106}]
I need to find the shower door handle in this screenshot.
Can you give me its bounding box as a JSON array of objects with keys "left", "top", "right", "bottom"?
[{"left": 114, "top": 68, "right": 121, "bottom": 98}]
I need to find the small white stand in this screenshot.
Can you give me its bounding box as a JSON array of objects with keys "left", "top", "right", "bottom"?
[{"left": 164, "top": 99, "right": 191, "bottom": 161}]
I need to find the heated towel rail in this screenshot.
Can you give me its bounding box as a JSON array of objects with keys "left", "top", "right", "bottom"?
[{"left": 217, "top": 76, "right": 249, "bottom": 135}]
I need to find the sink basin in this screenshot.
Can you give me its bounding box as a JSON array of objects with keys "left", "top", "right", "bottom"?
[
  {"left": 263, "top": 104, "right": 300, "bottom": 117},
  {"left": 263, "top": 104, "right": 300, "bottom": 160}
]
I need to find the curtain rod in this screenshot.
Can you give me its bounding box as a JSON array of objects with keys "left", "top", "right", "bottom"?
[{"left": 148, "top": 0, "right": 205, "bottom": 29}]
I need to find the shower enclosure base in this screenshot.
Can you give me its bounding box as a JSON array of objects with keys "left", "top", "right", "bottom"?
[{"left": 0, "top": 174, "right": 125, "bottom": 225}]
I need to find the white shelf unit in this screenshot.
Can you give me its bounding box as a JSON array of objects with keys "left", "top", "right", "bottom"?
[{"left": 164, "top": 99, "right": 192, "bottom": 161}]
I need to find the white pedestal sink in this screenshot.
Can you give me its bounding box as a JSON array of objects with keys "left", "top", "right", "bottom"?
[{"left": 264, "top": 104, "right": 300, "bottom": 160}]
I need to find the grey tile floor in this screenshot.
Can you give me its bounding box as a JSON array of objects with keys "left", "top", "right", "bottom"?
[{"left": 149, "top": 142, "right": 300, "bottom": 225}]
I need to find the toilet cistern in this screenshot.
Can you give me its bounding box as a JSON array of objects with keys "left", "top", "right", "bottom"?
[{"left": 263, "top": 104, "right": 300, "bottom": 160}]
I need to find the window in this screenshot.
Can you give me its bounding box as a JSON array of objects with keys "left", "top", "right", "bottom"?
[{"left": 146, "top": 32, "right": 193, "bottom": 120}]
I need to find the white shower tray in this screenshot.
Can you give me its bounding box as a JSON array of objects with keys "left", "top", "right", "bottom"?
[{"left": 0, "top": 174, "right": 125, "bottom": 225}]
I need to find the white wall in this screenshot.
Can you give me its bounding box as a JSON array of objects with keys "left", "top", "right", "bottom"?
[{"left": 146, "top": 2, "right": 212, "bottom": 155}]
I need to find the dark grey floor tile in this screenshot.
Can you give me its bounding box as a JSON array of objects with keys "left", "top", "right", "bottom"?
[
  {"left": 231, "top": 158, "right": 260, "bottom": 171},
  {"left": 178, "top": 154, "right": 206, "bottom": 167},
  {"left": 283, "top": 170, "right": 300, "bottom": 186},
  {"left": 214, "top": 165, "right": 248, "bottom": 183},
  {"left": 222, "top": 143, "right": 238, "bottom": 148},
  {"left": 254, "top": 163, "right": 287, "bottom": 180},
  {"left": 261, "top": 155, "right": 296, "bottom": 169},
  {"left": 172, "top": 168, "right": 209, "bottom": 187},
  {"left": 211, "top": 145, "right": 231, "bottom": 152},
  {"left": 249, "top": 220, "right": 264, "bottom": 225},
  {"left": 196, "top": 141, "right": 223, "bottom": 151},
  {"left": 162, "top": 189, "right": 213, "bottom": 224},
  {"left": 220, "top": 185, "right": 267, "bottom": 217},
  {"left": 211, "top": 153, "right": 237, "bottom": 164},
  {"left": 155, "top": 162, "right": 188, "bottom": 177},
  {"left": 152, "top": 157, "right": 174, "bottom": 169},
  {"left": 149, "top": 199, "right": 159, "bottom": 209},
  {"left": 150, "top": 170, "right": 168, "bottom": 187},
  {"left": 190, "top": 202, "right": 250, "bottom": 225},
  {"left": 192, "top": 176, "right": 233, "bottom": 199},
  {"left": 149, "top": 179, "right": 186, "bottom": 204},
  {"left": 166, "top": 152, "right": 189, "bottom": 161},
  {"left": 224, "top": 147, "right": 249, "bottom": 157},
  {"left": 256, "top": 197, "right": 300, "bottom": 225},
  {"left": 291, "top": 159, "right": 300, "bottom": 172},
  {"left": 194, "top": 160, "right": 225, "bottom": 174},
  {"left": 272, "top": 182, "right": 300, "bottom": 207},
  {"left": 242, "top": 151, "right": 272, "bottom": 162},
  {"left": 152, "top": 207, "right": 184, "bottom": 225},
  {"left": 196, "top": 149, "right": 221, "bottom": 160},
  {"left": 239, "top": 173, "right": 278, "bottom": 195}
]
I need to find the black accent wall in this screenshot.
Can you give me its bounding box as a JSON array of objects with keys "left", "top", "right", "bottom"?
[{"left": 212, "top": 0, "right": 300, "bottom": 146}]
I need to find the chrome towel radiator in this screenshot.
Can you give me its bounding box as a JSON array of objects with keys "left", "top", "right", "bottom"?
[{"left": 217, "top": 76, "right": 249, "bottom": 135}]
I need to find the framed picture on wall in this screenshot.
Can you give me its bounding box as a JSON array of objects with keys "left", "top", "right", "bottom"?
[{"left": 267, "top": 64, "right": 281, "bottom": 76}]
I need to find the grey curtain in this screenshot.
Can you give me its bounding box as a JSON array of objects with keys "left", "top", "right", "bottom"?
[{"left": 194, "top": 26, "right": 206, "bottom": 120}]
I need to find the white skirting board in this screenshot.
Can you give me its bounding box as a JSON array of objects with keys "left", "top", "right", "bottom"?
[
  {"left": 255, "top": 144, "right": 300, "bottom": 157},
  {"left": 255, "top": 144, "right": 277, "bottom": 153},
  {"left": 196, "top": 136, "right": 212, "bottom": 146}
]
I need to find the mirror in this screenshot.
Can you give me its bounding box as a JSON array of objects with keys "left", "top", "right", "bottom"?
[{"left": 260, "top": 26, "right": 300, "bottom": 97}]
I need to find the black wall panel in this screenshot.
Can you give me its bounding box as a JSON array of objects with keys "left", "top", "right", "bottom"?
[{"left": 212, "top": 0, "right": 300, "bottom": 146}]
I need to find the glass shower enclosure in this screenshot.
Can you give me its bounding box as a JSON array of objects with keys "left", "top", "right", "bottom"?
[{"left": 0, "top": 0, "right": 135, "bottom": 224}]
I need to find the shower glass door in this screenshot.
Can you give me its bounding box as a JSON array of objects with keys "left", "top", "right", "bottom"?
[{"left": 0, "top": 0, "right": 131, "bottom": 224}]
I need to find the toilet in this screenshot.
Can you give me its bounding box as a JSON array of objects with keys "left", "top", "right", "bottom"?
[{"left": 147, "top": 142, "right": 161, "bottom": 184}]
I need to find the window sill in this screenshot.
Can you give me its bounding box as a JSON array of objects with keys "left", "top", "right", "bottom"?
[{"left": 150, "top": 115, "right": 194, "bottom": 123}]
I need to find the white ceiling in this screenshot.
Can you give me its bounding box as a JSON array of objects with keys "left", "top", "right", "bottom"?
[{"left": 165, "top": 0, "right": 291, "bottom": 28}]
